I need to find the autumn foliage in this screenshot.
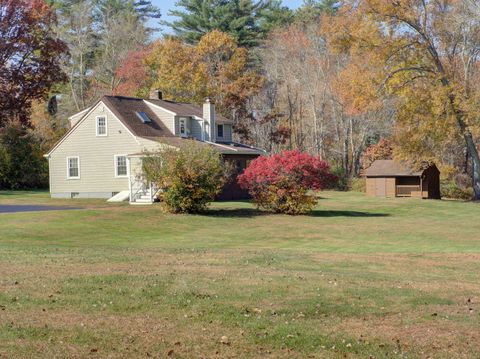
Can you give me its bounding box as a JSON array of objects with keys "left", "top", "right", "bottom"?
[
  {"left": 361, "top": 139, "right": 393, "bottom": 170},
  {"left": 0, "top": 0, "right": 68, "bottom": 126},
  {"left": 238, "top": 151, "right": 337, "bottom": 215}
]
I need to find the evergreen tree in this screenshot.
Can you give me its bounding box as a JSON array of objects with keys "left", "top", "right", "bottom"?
[
  {"left": 295, "top": 0, "right": 339, "bottom": 24},
  {"left": 166, "top": 0, "right": 289, "bottom": 47}
]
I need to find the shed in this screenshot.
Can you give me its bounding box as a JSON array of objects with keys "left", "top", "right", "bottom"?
[{"left": 365, "top": 160, "right": 440, "bottom": 199}]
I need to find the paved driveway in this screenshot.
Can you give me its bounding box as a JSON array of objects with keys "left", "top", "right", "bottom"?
[{"left": 0, "top": 205, "right": 79, "bottom": 214}]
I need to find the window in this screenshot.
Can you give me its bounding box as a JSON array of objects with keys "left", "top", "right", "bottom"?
[
  {"left": 96, "top": 116, "right": 107, "bottom": 136},
  {"left": 115, "top": 155, "right": 127, "bottom": 177},
  {"left": 67, "top": 157, "right": 80, "bottom": 179},
  {"left": 179, "top": 118, "right": 187, "bottom": 137},
  {"left": 136, "top": 112, "right": 151, "bottom": 123},
  {"left": 217, "top": 124, "right": 224, "bottom": 138}
]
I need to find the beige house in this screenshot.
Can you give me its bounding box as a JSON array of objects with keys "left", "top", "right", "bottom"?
[{"left": 45, "top": 91, "right": 264, "bottom": 203}]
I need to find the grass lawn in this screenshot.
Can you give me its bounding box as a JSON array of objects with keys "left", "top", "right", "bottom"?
[{"left": 0, "top": 191, "right": 479, "bottom": 358}]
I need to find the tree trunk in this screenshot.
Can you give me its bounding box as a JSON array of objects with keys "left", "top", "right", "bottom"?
[{"left": 462, "top": 130, "right": 480, "bottom": 199}]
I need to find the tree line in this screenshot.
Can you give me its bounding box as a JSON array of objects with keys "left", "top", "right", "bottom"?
[{"left": 1, "top": 0, "right": 480, "bottom": 200}]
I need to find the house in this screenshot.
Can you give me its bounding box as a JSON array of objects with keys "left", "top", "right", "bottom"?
[
  {"left": 45, "top": 91, "right": 264, "bottom": 203},
  {"left": 365, "top": 160, "right": 440, "bottom": 199}
]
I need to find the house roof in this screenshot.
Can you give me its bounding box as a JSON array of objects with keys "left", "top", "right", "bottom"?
[
  {"left": 102, "top": 96, "right": 176, "bottom": 138},
  {"left": 365, "top": 160, "right": 424, "bottom": 177},
  {"left": 136, "top": 137, "right": 265, "bottom": 155},
  {"left": 144, "top": 98, "right": 233, "bottom": 124}
]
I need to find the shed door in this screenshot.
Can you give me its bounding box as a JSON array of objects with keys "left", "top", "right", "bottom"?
[{"left": 375, "top": 178, "right": 386, "bottom": 197}]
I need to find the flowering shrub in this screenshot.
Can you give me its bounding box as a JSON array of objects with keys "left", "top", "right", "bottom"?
[
  {"left": 143, "top": 141, "right": 227, "bottom": 213},
  {"left": 238, "top": 150, "right": 337, "bottom": 215}
]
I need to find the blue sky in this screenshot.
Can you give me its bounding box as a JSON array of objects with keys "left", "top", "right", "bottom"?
[{"left": 151, "top": 0, "right": 305, "bottom": 33}]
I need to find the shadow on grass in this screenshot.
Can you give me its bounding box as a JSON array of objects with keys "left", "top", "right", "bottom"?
[
  {"left": 309, "top": 210, "right": 390, "bottom": 217},
  {"left": 202, "top": 207, "right": 266, "bottom": 218},
  {"left": 202, "top": 207, "right": 389, "bottom": 218}
]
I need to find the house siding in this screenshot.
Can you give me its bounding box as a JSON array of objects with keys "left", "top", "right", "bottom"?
[
  {"left": 48, "top": 102, "right": 159, "bottom": 198},
  {"left": 217, "top": 124, "right": 232, "bottom": 142},
  {"left": 191, "top": 118, "right": 203, "bottom": 140},
  {"left": 144, "top": 101, "right": 176, "bottom": 134}
]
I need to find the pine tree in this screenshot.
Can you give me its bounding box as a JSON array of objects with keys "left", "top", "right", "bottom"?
[{"left": 166, "top": 0, "right": 289, "bottom": 47}]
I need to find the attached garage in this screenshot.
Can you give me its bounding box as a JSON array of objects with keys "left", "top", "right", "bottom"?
[{"left": 365, "top": 160, "right": 440, "bottom": 199}]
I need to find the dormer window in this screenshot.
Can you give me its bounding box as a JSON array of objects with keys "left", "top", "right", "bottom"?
[{"left": 96, "top": 116, "right": 107, "bottom": 136}]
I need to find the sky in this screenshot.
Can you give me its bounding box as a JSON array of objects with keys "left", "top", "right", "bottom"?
[{"left": 151, "top": 0, "right": 305, "bottom": 33}]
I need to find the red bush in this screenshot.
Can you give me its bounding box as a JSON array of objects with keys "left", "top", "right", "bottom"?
[{"left": 238, "top": 150, "right": 337, "bottom": 214}]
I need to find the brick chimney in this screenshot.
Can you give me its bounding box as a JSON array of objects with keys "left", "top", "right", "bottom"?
[
  {"left": 203, "top": 98, "right": 215, "bottom": 142},
  {"left": 149, "top": 89, "right": 162, "bottom": 100}
]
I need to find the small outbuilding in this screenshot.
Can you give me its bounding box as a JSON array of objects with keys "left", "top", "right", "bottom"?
[{"left": 365, "top": 160, "right": 440, "bottom": 199}]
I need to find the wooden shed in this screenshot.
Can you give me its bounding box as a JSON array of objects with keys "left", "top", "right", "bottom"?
[{"left": 365, "top": 160, "right": 440, "bottom": 199}]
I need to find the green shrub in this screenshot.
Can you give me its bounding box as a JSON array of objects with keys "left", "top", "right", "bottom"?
[
  {"left": 441, "top": 182, "right": 473, "bottom": 200},
  {"left": 349, "top": 177, "right": 366, "bottom": 192},
  {"left": 0, "top": 122, "right": 48, "bottom": 189},
  {"left": 330, "top": 166, "right": 348, "bottom": 191},
  {"left": 142, "top": 141, "right": 228, "bottom": 213}
]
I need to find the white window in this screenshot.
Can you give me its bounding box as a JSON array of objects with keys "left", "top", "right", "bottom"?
[
  {"left": 115, "top": 155, "right": 128, "bottom": 177},
  {"left": 96, "top": 116, "right": 107, "bottom": 136},
  {"left": 179, "top": 117, "right": 187, "bottom": 137},
  {"left": 67, "top": 157, "right": 80, "bottom": 179},
  {"left": 217, "top": 124, "right": 224, "bottom": 138}
]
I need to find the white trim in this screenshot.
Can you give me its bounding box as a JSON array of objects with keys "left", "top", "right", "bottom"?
[
  {"left": 143, "top": 100, "right": 177, "bottom": 116},
  {"left": 68, "top": 107, "right": 91, "bottom": 121},
  {"left": 95, "top": 115, "right": 108, "bottom": 137},
  {"left": 46, "top": 100, "right": 141, "bottom": 156},
  {"left": 127, "top": 157, "right": 132, "bottom": 202},
  {"left": 66, "top": 156, "right": 80, "bottom": 180},
  {"left": 114, "top": 154, "right": 128, "bottom": 178}
]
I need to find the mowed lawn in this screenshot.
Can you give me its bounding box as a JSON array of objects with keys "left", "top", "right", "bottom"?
[{"left": 0, "top": 191, "right": 479, "bottom": 358}]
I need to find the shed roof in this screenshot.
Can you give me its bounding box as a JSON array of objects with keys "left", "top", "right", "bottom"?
[{"left": 365, "top": 160, "right": 424, "bottom": 177}]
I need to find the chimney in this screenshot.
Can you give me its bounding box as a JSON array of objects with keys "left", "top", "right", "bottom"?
[
  {"left": 149, "top": 89, "right": 162, "bottom": 100},
  {"left": 203, "top": 98, "right": 215, "bottom": 142}
]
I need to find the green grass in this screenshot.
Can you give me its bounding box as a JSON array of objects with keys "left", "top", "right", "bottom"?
[{"left": 0, "top": 191, "right": 479, "bottom": 358}]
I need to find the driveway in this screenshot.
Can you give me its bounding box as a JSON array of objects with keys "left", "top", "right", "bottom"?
[{"left": 0, "top": 205, "right": 80, "bottom": 214}]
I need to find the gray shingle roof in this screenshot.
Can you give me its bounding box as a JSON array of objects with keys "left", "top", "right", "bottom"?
[{"left": 144, "top": 98, "right": 232, "bottom": 123}]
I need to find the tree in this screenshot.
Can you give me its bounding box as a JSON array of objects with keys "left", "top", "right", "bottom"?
[
  {"left": 361, "top": 138, "right": 393, "bottom": 170},
  {"left": 326, "top": 0, "right": 480, "bottom": 199},
  {"left": 0, "top": 0, "right": 68, "bottom": 127},
  {"left": 113, "top": 47, "right": 154, "bottom": 97},
  {"left": 238, "top": 150, "right": 337, "bottom": 214},
  {"left": 147, "top": 30, "right": 262, "bottom": 131},
  {"left": 142, "top": 141, "right": 227, "bottom": 213},
  {"left": 53, "top": 0, "right": 159, "bottom": 114},
  {"left": 165, "top": 0, "right": 287, "bottom": 47},
  {"left": 248, "top": 22, "right": 392, "bottom": 175},
  {"left": 0, "top": 122, "right": 48, "bottom": 189},
  {"left": 294, "top": 0, "right": 339, "bottom": 25}
]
